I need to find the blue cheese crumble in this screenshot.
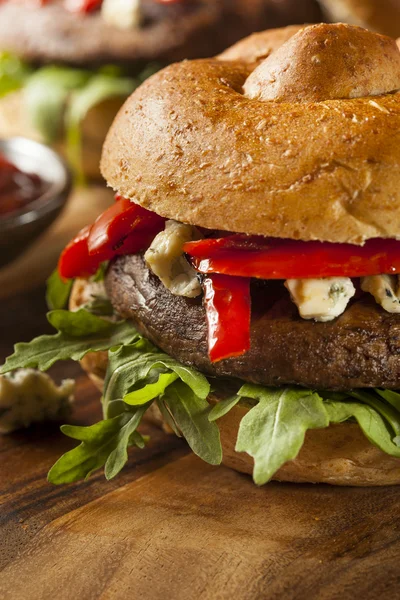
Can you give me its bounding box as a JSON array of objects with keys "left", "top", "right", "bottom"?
[
  {"left": 285, "top": 277, "right": 356, "bottom": 322},
  {"left": 0, "top": 369, "right": 75, "bottom": 434}
]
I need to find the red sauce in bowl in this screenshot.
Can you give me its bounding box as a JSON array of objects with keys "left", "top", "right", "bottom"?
[{"left": 0, "top": 153, "right": 47, "bottom": 218}]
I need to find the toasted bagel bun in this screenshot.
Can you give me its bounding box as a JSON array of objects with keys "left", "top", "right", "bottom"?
[
  {"left": 0, "top": 90, "right": 124, "bottom": 180},
  {"left": 101, "top": 23, "right": 400, "bottom": 244},
  {"left": 70, "top": 279, "right": 400, "bottom": 486},
  {"left": 318, "top": 0, "right": 400, "bottom": 38}
]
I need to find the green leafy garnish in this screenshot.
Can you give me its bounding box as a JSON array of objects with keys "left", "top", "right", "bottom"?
[
  {"left": 46, "top": 270, "right": 73, "bottom": 310},
  {"left": 82, "top": 294, "right": 114, "bottom": 317},
  {"left": 235, "top": 385, "right": 329, "bottom": 485},
  {"left": 124, "top": 372, "right": 179, "bottom": 406},
  {"left": 102, "top": 338, "right": 210, "bottom": 418},
  {"left": 92, "top": 262, "right": 109, "bottom": 282},
  {"left": 162, "top": 381, "right": 222, "bottom": 465},
  {"left": 325, "top": 401, "right": 400, "bottom": 456},
  {"left": 46, "top": 332, "right": 218, "bottom": 482},
  {"left": 48, "top": 407, "right": 147, "bottom": 484},
  {"left": 0, "top": 310, "right": 138, "bottom": 373},
  {"left": 208, "top": 394, "right": 241, "bottom": 422},
  {"left": 376, "top": 389, "right": 400, "bottom": 413},
  {"left": 4, "top": 301, "right": 400, "bottom": 485}
]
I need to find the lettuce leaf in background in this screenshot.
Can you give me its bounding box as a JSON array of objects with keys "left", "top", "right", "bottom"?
[
  {"left": 66, "top": 73, "right": 137, "bottom": 182},
  {"left": 0, "top": 52, "right": 30, "bottom": 97},
  {"left": 0, "top": 57, "right": 159, "bottom": 180},
  {"left": 24, "top": 66, "right": 90, "bottom": 143}
]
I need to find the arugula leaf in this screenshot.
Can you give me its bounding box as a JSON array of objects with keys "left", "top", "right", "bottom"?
[
  {"left": 82, "top": 294, "right": 114, "bottom": 317},
  {"left": 375, "top": 389, "right": 400, "bottom": 413},
  {"left": 47, "top": 308, "right": 115, "bottom": 337},
  {"left": 48, "top": 408, "right": 146, "bottom": 484},
  {"left": 325, "top": 401, "right": 400, "bottom": 456},
  {"left": 350, "top": 390, "right": 400, "bottom": 437},
  {"left": 124, "top": 372, "right": 179, "bottom": 406},
  {"left": 1, "top": 316, "right": 137, "bottom": 373},
  {"left": 91, "top": 262, "right": 109, "bottom": 282},
  {"left": 235, "top": 384, "right": 329, "bottom": 485},
  {"left": 104, "top": 405, "right": 148, "bottom": 480},
  {"left": 208, "top": 394, "right": 240, "bottom": 422},
  {"left": 102, "top": 339, "right": 209, "bottom": 417},
  {"left": 162, "top": 380, "right": 222, "bottom": 465},
  {"left": 46, "top": 270, "right": 73, "bottom": 310},
  {"left": 156, "top": 398, "right": 182, "bottom": 437}
]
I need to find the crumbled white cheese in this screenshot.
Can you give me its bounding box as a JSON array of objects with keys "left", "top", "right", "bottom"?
[
  {"left": 285, "top": 277, "right": 356, "bottom": 322},
  {"left": 0, "top": 370, "right": 75, "bottom": 434},
  {"left": 145, "top": 220, "right": 202, "bottom": 298},
  {"left": 101, "top": 0, "right": 141, "bottom": 30},
  {"left": 361, "top": 275, "right": 400, "bottom": 313}
]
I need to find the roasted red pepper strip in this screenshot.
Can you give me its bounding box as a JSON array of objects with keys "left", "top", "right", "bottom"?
[
  {"left": 58, "top": 225, "right": 160, "bottom": 280},
  {"left": 185, "top": 235, "right": 400, "bottom": 279},
  {"left": 203, "top": 274, "right": 251, "bottom": 362},
  {"left": 58, "top": 198, "right": 165, "bottom": 279},
  {"left": 87, "top": 198, "right": 165, "bottom": 256},
  {"left": 58, "top": 225, "right": 100, "bottom": 280},
  {"left": 64, "top": 0, "right": 102, "bottom": 13}
]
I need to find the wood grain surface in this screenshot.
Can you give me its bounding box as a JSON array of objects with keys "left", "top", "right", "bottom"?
[{"left": 1, "top": 287, "right": 400, "bottom": 600}]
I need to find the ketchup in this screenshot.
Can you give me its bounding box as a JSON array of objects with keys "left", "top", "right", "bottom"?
[{"left": 0, "top": 153, "right": 47, "bottom": 217}]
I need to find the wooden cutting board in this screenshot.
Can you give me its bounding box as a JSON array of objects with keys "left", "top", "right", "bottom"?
[
  {"left": 1, "top": 288, "right": 400, "bottom": 600},
  {"left": 2, "top": 372, "right": 400, "bottom": 599}
]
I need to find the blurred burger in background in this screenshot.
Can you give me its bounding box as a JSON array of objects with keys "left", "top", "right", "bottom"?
[
  {"left": 318, "top": 0, "right": 400, "bottom": 38},
  {"left": 0, "top": 0, "right": 323, "bottom": 180}
]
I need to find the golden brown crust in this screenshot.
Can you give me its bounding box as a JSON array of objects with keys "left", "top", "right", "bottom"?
[
  {"left": 101, "top": 24, "right": 400, "bottom": 244},
  {"left": 71, "top": 279, "right": 400, "bottom": 486},
  {"left": 318, "top": 0, "right": 400, "bottom": 38},
  {"left": 244, "top": 24, "right": 400, "bottom": 102},
  {"left": 0, "top": 90, "right": 124, "bottom": 180}
]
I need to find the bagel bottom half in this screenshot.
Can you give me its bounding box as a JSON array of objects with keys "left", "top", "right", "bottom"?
[{"left": 71, "top": 280, "right": 400, "bottom": 487}]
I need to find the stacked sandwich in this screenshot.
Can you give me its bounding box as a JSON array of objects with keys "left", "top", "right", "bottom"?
[{"left": 4, "top": 23, "right": 400, "bottom": 486}]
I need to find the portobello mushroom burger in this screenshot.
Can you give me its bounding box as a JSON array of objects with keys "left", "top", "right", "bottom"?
[{"left": 4, "top": 23, "right": 400, "bottom": 486}]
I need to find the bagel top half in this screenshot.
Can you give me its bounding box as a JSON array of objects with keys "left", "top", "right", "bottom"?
[{"left": 101, "top": 23, "right": 400, "bottom": 245}]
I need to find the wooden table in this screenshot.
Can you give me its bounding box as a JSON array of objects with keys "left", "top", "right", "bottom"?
[{"left": 1, "top": 286, "right": 400, "bottom": 600}]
